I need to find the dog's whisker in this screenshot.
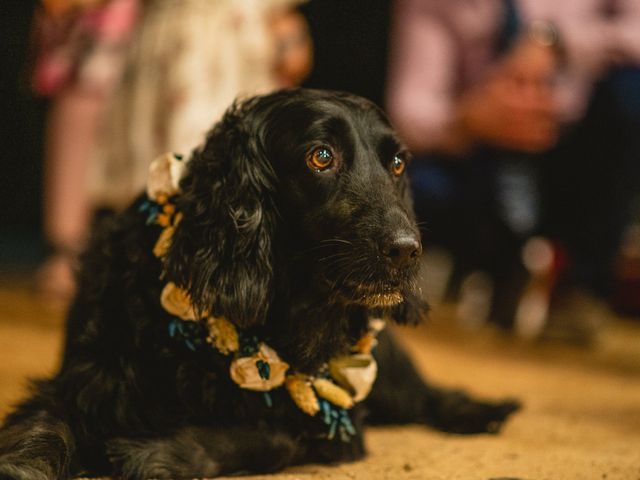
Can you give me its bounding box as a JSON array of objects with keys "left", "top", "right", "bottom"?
[
  {"left": 318, "top": 252, "right": 353, "bottom": 263},
  {"left": 324, "top": 255, "right": 370, "bottom": 276},
  {"left": 322, "top": 256, "right": 353, "bottom": 272},
  {"left": 320, "top": 238, "right": 354, "bottom": 246},
  {"left": 334, "top": 261, "right": 373, "bottom": 289},
  {"left": 294, "top": 239, "right": 355, "bottom": 258},
  {"left": 318, "top": 252, "right": 360, "bottom": 268}
]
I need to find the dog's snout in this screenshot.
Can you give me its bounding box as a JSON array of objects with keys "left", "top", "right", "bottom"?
[{"left": 382, "top": 234, "right": 422, "bottom": 268}]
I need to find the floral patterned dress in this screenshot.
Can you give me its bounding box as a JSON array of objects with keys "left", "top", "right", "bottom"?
[{"left": 33, "top": 0, "right": 301, "bottom": 209}]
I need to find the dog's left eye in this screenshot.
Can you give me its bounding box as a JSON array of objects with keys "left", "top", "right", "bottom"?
[
  {"left": 306, "top": 147, "right": 335, "bottom": 172},
  {"left": 391, "top": 155, "right": 406, "bottom": 176}
]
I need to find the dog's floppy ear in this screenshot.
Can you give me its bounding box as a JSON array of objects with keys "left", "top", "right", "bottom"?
[{"left": 164, "top": 99, "right": 277, "bottom": 328}]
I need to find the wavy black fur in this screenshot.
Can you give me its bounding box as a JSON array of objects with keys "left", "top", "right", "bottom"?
[{"left": 0, "top": 89, "right": 519, "bottom": 479}]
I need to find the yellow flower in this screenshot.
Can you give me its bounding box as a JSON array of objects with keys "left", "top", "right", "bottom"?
[
  {"left": 312, "top": 378, "right": 354, "bottom": 409},
  {"left": 353, "top": 332, "right": 377, "bottom": 354},
  {"left": 285, "top": 374, "right": 320, "bottom": 416},
  {"left": 153, "top": 213, "right": 182, "bottom": 258},
  {"left": 153, "top": 226, "right": 175, "bottom": 258},
  {"left": 163, "top": 204, "right": 176, "bottom": 215},
  {"left": 206, "top": 316, "right": 239, "bottom": 354},
  {"left": 329, "top": 353, "right": 378, "bottom": 403},
  {"left": 160, "top": 282, "right": 199, "bottom": 320},
  {"left": 229, "top": 344, "right": 289, "bottom": 392}
]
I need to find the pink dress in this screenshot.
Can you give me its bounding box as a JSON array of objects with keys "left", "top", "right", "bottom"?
[{"left": 31, "top": 0, "right": 140, "bottom": 96}]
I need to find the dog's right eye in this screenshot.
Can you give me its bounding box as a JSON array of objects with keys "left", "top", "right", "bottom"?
[
  {"left": 391, "top": 155, "right": 406, "bottom": 176},
  {"left": 306, "top": 147, "right": 335, "bottom": 172}
]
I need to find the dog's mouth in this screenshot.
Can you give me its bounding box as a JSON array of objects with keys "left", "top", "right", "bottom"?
[
  {"left": 358, "top": 290, "right": 404, "bottom": 307},
  {"left": 314, "top": 239, "right": 419, "bottom": 307},
  {"left": 337, "top": 281, "right": 406, "bottom": 307}
]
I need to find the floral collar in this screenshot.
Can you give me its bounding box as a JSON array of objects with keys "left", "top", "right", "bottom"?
[{"left": 141, "top": 153, "right": 385, "bottom": 441}]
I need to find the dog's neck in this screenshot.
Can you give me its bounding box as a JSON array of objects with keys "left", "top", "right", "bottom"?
[{"left": 266, "top": 257, "right": 371, "bottom": 373}]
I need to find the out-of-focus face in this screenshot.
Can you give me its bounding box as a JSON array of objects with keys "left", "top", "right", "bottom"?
[{"left": 271, "top": 9, "right": 313, "bottom": 88}]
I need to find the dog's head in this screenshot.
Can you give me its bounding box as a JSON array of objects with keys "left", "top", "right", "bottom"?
[{"left": 165, "top": 89, "right": 424, "bottom": 329}]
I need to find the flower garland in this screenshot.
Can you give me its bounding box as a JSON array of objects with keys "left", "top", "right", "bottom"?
[{"left": 141, "top": 153, "right": 385, "bottom": 441}]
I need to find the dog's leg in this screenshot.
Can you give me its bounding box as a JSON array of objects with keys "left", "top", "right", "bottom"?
[
  {"left": 106, "top": 426, "right": 299, "bottom": 479},
  {"left": 366, "top": 329, "right": 520, "bottom": 433},
  {"left": 0, "top": 404, "right": 75, "bottom": 480}
]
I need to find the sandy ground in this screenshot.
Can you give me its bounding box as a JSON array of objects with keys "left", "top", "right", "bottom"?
[{"left": 1, "top": 280, "right": 639, "bottom": 480}]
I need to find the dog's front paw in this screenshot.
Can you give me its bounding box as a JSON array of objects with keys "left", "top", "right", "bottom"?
[
  {"left": 428, "top": 391, "right": 521, "bottom": 434},
  {"left": 0, "top": 463, "right": 51, "bottom": 480},
  {"left": 106, "top": 437, "right": 220, "bottom": 479},
  {"left": 308, "top": 434, "right": 367, "bottom": 465}
]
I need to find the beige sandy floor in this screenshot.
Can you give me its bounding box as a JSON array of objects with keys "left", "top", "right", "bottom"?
[{"left": 1, "top": 280, "right": 639, "bottom": 480}]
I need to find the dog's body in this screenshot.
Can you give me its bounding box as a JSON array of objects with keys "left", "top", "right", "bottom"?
[{"left": 0, "top": 90, "right": 517, "bottom": 479}]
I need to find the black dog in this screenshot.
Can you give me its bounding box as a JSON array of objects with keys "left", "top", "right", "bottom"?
[{"left": 0, "top": 89, "right": 518, "bottom": 479}]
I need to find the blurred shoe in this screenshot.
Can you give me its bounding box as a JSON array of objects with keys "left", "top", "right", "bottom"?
[
  {"left": 513, "top": 237, "right": 606, "bottom": 345},
  {"left": 418, "top": 247, "right": 454, "bottom": 306},
  {"left": 612, "top": 223, "right": 640, "bottom": 317},
  {"left": 456, "top": 270, "right": 493, "bottom": 329},
  {"left": 540, "top": 289, "right": 609, "bottom": 346},
  {"left": 514, "top": 237, "right": 558, "bottom": 339}
]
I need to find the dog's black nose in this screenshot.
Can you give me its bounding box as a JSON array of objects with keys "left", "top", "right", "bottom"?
[{"left": 382, "top": 235, "right": 422, "bottom": 268}]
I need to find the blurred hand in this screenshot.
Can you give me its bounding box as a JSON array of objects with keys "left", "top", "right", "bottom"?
[{"left": 459, "top": 37, "right": 561, "bottom": 153}]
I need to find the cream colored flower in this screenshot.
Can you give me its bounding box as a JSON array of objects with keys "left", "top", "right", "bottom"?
[
  {"left": 229, "top": 344, "right": 289, "bottom": 392},
  {"left": 160, "top": 282, "right": 199, "bottom": 320},
  {"left": 206, "top": 316, "right": 239, "bottom": 354},
  {"left": 329, "top": 353, "right": 378, "bottom": 403},
  {"left": 146, "top": 152, "right": 188, "bottom": 201},
  {"left": 285, "top": 373, "right": 320, "bottom": 416},
  {"left": 368, "top": 317, "right": 386, "bottom": 333}
]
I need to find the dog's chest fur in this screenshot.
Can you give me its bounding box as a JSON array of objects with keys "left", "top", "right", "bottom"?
[{"left": 67, "top": 201, "right": 368, "bottom": 448}]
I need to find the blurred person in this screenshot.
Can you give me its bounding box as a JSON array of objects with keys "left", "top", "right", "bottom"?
[
  {"left": 33, "top": 0, "right": 140, "bottom": 301},
  {"left": 32, "top": 0, "right": 311, "bottom": 303},
  {"left": 387, "top": 0, "right": 640, "bottom": 338}
]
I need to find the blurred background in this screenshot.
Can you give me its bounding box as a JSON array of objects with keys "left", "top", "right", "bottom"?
[{"left": 1, "top": 1, "right": 640, "bottom": 477}]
